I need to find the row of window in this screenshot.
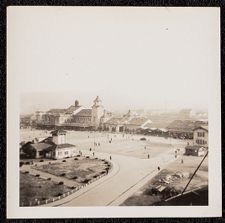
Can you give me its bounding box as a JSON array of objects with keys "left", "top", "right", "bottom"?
[
  {"left": 74, "top": 117, "right": 91, "bottom": 122},
  {"left": 196, "top": 139, "right": 207, "bottom": 145},
  {"left": 58, "top": 151, "right": 69, "bottom": 156},
  {"left": 197, "top": 132, "right": 205, "bottom": 137}
]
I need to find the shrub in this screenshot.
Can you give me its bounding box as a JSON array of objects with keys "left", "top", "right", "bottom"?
[
  {"left": 24, "top": 171, "right": 29, "bottom": 174},
  {"left": 57, "top": 193, "right": 63, "bottom": 196},
  {"left": 20, "top": 162, "right": 24, "bottom": 167},
  {"left": 72, "top": 176, "right": 77, "bottom": 179},
  {"left": 25, "top": 161, "right": 30, "bottom": 165},
  {"left": 60, "top": 173, "right": 66, "bottom": 176},
  {"left": 62, "top": 160, "right": 66, "bottom": 162},
  {"left": 47, "top": 177, "right": 51, "bottom": 180},
  {"left": 82, "top": 179, "right": 90, "bottom": 184},
  {"left": 35, "top": 174, "right": 40, "bottom": 177},
  {"left": 58, "top": 181, "right": 64, "bottom": 185},
  {"left": 77, "top": 155, "right": 80, "bottom": 157},
  {"left": 70, "top": 186, "right": 75, "bottom": 189},
  {"left": 100, "top": 171, "right": 106, "bottom": 174}
]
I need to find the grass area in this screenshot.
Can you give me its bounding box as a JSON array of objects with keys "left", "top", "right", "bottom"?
[
  {"left": 32, "top": 156, "right": 111, "bottom": 184},
  {"left": 20, "top": 172, "right": 71, "bottom": 206},
  {"left": 122, "top": 154, "right": 208, "bottom": 206}
]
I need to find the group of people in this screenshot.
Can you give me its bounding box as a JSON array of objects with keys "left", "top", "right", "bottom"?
[{"left": 94, "top": 142, "right": 101, "bottom": 146}]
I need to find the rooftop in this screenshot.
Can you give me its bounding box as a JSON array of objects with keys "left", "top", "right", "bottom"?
[
  {"left": 51, "top": 129, "right": 67, "bottom": 136},
  {"left": 75, "top": 109, "right": 92, "bottom": 117}
]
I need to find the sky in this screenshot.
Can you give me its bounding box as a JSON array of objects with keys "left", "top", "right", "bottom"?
[{"left": 7, "top": 7, "right": 220, "bottom": 114}]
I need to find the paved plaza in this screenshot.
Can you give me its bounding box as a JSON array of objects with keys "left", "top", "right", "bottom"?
[{"left": 20, "top": 129, "right": 188, "bottom": 206}]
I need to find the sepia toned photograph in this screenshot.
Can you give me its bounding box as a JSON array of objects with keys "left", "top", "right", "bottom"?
[{"left": 7, "top": 6, "right": 221, "bottom": 218}]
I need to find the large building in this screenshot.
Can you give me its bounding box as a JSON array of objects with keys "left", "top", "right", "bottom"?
[
  {"left": 35, "top": 96, "right": 105, "bottom": 130},
  {"left": 102, "top": 110, "right": 153, "bottom": 133}
]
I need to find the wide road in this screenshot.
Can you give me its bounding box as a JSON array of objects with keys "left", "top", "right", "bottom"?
[{"left": 42, "top": 149, "right": 177, "bottom": 207}]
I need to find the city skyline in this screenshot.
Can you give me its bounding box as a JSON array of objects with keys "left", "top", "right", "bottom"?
[{"left": 20, "top": 92, "right": 208, "bottom": 115}]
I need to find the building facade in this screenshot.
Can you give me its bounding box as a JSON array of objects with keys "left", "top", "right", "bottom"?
[
  {"left": 21, "top": 130, "right": 77, "bottom": 159},
  {"left": 193, "top": 126, "right": 208, "bottom": 147},
  {"left": 35, "top": 97, "right": 104, "bottom": 130}
]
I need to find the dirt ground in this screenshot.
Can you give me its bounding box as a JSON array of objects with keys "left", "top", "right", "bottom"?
[
  {"left": 20, "top": 172, "right": 71, "bottom": 206},
  {"left": 122, "top": 153, "right": 208, "bottom": 206},
  {"left": 20, "top": 129, "right": 189, "bottom": 159}
]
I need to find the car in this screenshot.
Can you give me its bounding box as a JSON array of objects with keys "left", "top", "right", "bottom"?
[{"left": 140, "top": 137, "right": 147, "bottom": 141}]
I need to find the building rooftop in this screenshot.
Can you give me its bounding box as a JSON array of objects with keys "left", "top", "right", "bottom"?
[
  {"left": 193, "top": 125, "right": 208, "bottom": 132},
  {"left": 51, "top": 129, "right": 67, "bottom": 136},
  {"left": 167, "top": 120, "right": 207, "bottom": 133},
  {"left": 47, "top": 109, "right": 66, "bottom": 114},
  {"left": 127, "top": 117, "right": 151, "bottom": 126},
  {"left": 65, "top": 105, "right": 82, "bottom": 114},
  {"left": 56, "top": 143, "right": 75, "bottom": 149},
  {"left": 30, "top": 143, "right": 54, "bottom": 151},
  {"left": 75, "top": 109, "right": 92, "bottom": 117}
]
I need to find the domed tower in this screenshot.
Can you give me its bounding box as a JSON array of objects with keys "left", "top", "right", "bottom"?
[{"left": 91, "top": 96, "right": 104, "bottom": 128}]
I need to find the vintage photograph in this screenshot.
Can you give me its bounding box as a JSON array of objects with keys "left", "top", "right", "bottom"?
[{"left": 7, "top": 6, "right": 221, "bottom": 218}]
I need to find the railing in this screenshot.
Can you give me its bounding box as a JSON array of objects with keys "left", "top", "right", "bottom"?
[{"left": 20, "top": 160, "right": 112, "bottom": 207}]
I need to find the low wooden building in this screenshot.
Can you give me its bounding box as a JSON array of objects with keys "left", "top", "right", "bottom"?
[
  {"left": 20, "top": 130, "right": 77, "bottom": 159},
  {"left": 184, "top": 145, "right": 206, "bottom": 156}
]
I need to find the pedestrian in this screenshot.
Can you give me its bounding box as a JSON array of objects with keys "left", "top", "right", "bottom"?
[
  {"left": 148, "top": 154, "right": 150, "bottom": 159},
  {"left": 157, "top": 166, "right": 160, "bottom": 171},
  {"left": 89, "top": 148, "right": 92, "bottom": 151},
  {"left": 181, "top": 159, "right": 184, "bottom": 164},
  {"left": 98, "top": 142, "right": 100, "bottom": 146},
  {"left": 93, "top": 152, "right": 95, "bottom": 156},
  {"left": 144, "top": 146, "right": 146, "bottom": 150},
  {"left": 110, "top": 156, "right": 112, "bottom": 160}
]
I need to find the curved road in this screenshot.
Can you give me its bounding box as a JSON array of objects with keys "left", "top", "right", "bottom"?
[{"left": 41, "top": 149, "right": 177, "bottom": 207}]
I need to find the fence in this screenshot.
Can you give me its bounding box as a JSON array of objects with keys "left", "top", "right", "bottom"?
[{"left": 20, "top": 159, "right": 112, "bottom": 207}]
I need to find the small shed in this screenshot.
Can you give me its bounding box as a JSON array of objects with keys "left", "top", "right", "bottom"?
[{"left": 184, "top": 145, "right": 206, "bottom": 157}]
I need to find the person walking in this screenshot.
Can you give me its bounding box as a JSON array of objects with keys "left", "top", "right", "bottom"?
[
  {"left": 157, "top": 166, "right": 160, "bottom": 171},
  {"left": 93, "top": 152, "right": 95, "bottom": 156},
  {"left": 110, "top": 156, "right": 112, "bottom": 160},
  {"left": 148, "top": 154, "right": 150, "bottom": 159}
]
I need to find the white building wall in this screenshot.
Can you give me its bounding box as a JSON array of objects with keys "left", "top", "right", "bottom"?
[
  {"left": 54, "top": 147, "right": 77, "bottom": 159},
  {"left": 52, "top": 134, "right": 66, "bottom": 145}
]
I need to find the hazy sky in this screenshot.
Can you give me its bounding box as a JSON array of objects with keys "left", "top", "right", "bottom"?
[{"left": 7, "top": 7, "right": 219, "bottom": 114}]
